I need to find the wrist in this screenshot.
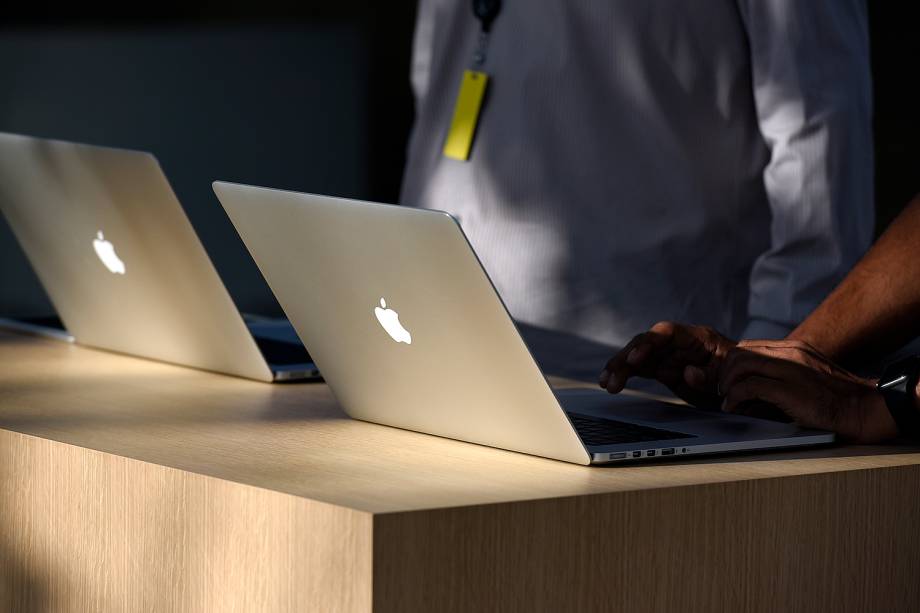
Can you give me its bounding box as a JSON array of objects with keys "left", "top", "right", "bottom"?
[
  {"left": 786, "top": 327, "right": 836, "bottom": 361},
  {"left": 857, "top": 386, "right": 899, "bottom": 443},
  {"left": 877, "top": 355, "right": 920, "bottom": 440}
]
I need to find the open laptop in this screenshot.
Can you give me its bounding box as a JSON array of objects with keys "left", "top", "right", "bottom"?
[
  {"left": 213, "top": 182, "right": 835, "bottom": 464},
  {"left": 0, "top": 133, "right": 318, "bottom": 382}
]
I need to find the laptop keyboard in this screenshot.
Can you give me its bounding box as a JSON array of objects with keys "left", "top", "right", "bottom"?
[{"left": 566, "top": 412, "right": 695, "bottom": 447}]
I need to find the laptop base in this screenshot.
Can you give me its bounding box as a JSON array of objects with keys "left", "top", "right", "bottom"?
[
  {"left": 555, "top": 389, "right": 835, "bottom": 465},
  {"left": 0, "top": 315, "right": 320, "bottom": 381}
]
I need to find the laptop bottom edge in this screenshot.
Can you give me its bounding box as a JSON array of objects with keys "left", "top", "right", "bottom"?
[
  {"left": 0, "top": 316, "right": 75, "bottom": 343},
  {"left": 590, "top": 432, "right": 836, "bottom": 464},
  {"left": 271, "top": 363, "right": 322, "bottom": 382}
]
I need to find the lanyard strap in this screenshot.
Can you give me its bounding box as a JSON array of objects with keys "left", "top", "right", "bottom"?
[
  {"left": 473, "top": 0, "right": 502, "bottom": 33},
  {"left": 471, "top": 0, "right": 502, "bottom": 67}
]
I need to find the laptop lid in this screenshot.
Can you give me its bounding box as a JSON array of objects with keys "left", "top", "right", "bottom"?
[
  {"left": 213, "top": 181, "right": 591, "bottom": 464},
  {"left": 0, "top": 133, "right": 273, "bottom": 382}
]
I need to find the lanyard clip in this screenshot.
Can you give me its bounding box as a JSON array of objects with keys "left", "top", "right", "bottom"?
[{"left": 472, "top": 30, "right": 490, "bottom": 68}]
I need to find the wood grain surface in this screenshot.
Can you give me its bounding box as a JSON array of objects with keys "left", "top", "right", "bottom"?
[
  {"left": 2, "top": 330, "right": 920, "bottom": 612},
  {"left": 373, "top": 465, "right": 920, "bottom": 613},
  {"left": 0, "top": 430, "right": 372, "bottom": 613}
]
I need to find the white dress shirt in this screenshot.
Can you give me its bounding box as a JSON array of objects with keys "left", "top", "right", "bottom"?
[{"left": 400, "top": 0, "right": 874, "bottom": 379}]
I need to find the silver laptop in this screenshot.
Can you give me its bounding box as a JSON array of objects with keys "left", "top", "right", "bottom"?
[
  {"left": 213, "top": 182, "right": 835, "bottom": 464},
  {"left": 0, "top": 133, "right": 318, "bottom": 382}
]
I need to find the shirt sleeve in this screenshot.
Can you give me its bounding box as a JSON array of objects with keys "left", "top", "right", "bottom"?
[{"left": 736, "top": 0, "right": 874, "bottom": 340}]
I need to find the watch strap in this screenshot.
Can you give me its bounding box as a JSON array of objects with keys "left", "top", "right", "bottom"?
[{"left": 877, "top": 355, "right": 920, "bottom": 440}]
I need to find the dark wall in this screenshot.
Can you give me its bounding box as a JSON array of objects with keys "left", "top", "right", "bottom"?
[
  {"left": 0, "top": 3, "right": 916, "bottom": 319},
  {"left": 0, "top": 26, "right": 372, "bottom": 316},
  {"left": 868, "top": 3, "right": 920, "bottom": 231}
]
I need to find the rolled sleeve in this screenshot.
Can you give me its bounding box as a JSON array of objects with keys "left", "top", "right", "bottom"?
[{"left": 736, "top": 0, "right": 875, "bottom": 333}]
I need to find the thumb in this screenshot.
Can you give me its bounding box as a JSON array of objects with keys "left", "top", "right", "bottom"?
[{"left": 684, "top": 364, "right": 720, "bottom": 392}]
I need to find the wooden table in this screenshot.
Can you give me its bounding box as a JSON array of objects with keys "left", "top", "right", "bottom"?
[{"left": 1, "top": 330, "right": 918, "bottom": 612}]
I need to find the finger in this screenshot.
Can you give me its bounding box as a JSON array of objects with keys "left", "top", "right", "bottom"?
[
  {"left": 633, "top": 322, "right": 680, "bottom": 361},
  {"left": 720, "top": 351, "right": 771, "bottom": 392},
  {"left": 738, "top": 338, "right": 823, "bottom": 357},
  {"left": 684, "top": 365, "right": 707, "bottom": 390},
  {"left": 672, "top": 381, "right": 723, "bottom": 410},
  {"left": 600, "top": 336, "right": 644, "bottom": 390},
  {"left": 719, "top": 349, "right": 812, "bottom": 394},
  {"left": 648, "top": 320, "right": 680, "bottom": 338},
  {"left": 738, "top": 339, "right": 831, "bottom": 368},
  {"left": 671, "top": 325, "right": 733, "bottom": 387},
  {"left": 601, "top": 327, "right": 675, "bottom": 392},
  {"left": 736, "top": 341, "right": 797, "bottom": 360},
  {"left": 737, "top": 339, "right": 803, "bottom": 350},
  {"left": 624, "top": 343, "right": 651, "bottom": 368},
  {"left": 650, "top": 364, "right": 695, "bottom": 392},
  {"left": 620, "top": 325, "right": 686, "bottom": 383},
  {"left": 602, "top": 332, "right": 654, "bottom": 375},
  {"left": 625, "top": 323, "right": 706, "bottom": 380},
  {"left": 600, "top": 337, "right": 641, "bottom": 388},
  {"left": 721, "top": 375, "right": 807, "bottom": 416}
]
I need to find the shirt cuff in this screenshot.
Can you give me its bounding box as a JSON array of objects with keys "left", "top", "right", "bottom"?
[{"left": 740, "top": 319, "right": 794, "bottom": 341}]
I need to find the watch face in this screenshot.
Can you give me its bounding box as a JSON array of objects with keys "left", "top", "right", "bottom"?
[
  {"left": 879, "top": 373, "right": 911, "bottom": 394},
  {"left": 880, "top": 355, "right": 920, "bottom": 391},
  {"left": 879, "top": 355, "right": 920, "bottom": 439}
]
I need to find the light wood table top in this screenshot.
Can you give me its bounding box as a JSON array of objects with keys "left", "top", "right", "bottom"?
[
  {"left": 3, "top": 329, "right": 920, "bottom": 612},
  {"left": 1, "top": 329, "right": 918, "bottom": 514}
]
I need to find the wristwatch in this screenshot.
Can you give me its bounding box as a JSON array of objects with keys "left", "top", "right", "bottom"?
[{"left": 877, "top": 355, "right": 920, "bottom": 439}]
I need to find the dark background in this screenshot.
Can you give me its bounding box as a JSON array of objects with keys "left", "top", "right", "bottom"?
[{"left": 0, "top": 3, "right": 917, "bottom": 318}]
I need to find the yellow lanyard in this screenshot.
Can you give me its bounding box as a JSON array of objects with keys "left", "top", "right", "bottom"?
[{"left": 443, "top": 0, "right": 503, "bottom": 161}]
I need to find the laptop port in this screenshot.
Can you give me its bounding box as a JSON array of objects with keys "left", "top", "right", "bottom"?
[
  {"left": 610, "top": 452, "right": 627, "bottom": 459},
  {"left": 632, "top": 451, "right": 641, "bottom": 458},
  {"left": 662, "top": 448, "right": 675, "bottom": 456},
  {"left": 647, "top": 450, "right": 656, "bottom": 457}
]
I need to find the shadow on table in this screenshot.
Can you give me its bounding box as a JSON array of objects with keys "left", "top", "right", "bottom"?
[
  {"left": 680, "top": 442, "right": 920, "bottom": 465},
  {"left": 0, "top": 524, "right": 50, "bottom": 612}
]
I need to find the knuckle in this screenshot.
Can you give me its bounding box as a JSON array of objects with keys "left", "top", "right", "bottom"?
[
  {"left": 650, "top": 321, "right": 676, "bottom": 334},
  {"left": 724, "top": 346, "right": 748, "bottom": 365}
]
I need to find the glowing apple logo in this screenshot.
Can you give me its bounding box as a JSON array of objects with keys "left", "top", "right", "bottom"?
[
  {"left": 374, "top": 298, "right": 411, "bottom": 344},
  {"left": 92, "top": 231, "right": 126, "bottom": 275}
]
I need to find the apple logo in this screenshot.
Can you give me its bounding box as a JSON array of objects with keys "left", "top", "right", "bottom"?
[
  {"left": 92, "top": 231, "right": 126, "bottom": 275},
  {"left": 374, "top": 298, "right": 412, "bottom": 344}
]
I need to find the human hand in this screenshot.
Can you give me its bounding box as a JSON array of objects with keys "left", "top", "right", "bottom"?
[
  {"left": 719, "top": 345, "right": 898, "bottom": 443},
  {"left": 731, "top": 339, "right": 854, "bottom": 378},
  {"left": 598, "top": 322, "right": 736, "bottom": 407}
]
